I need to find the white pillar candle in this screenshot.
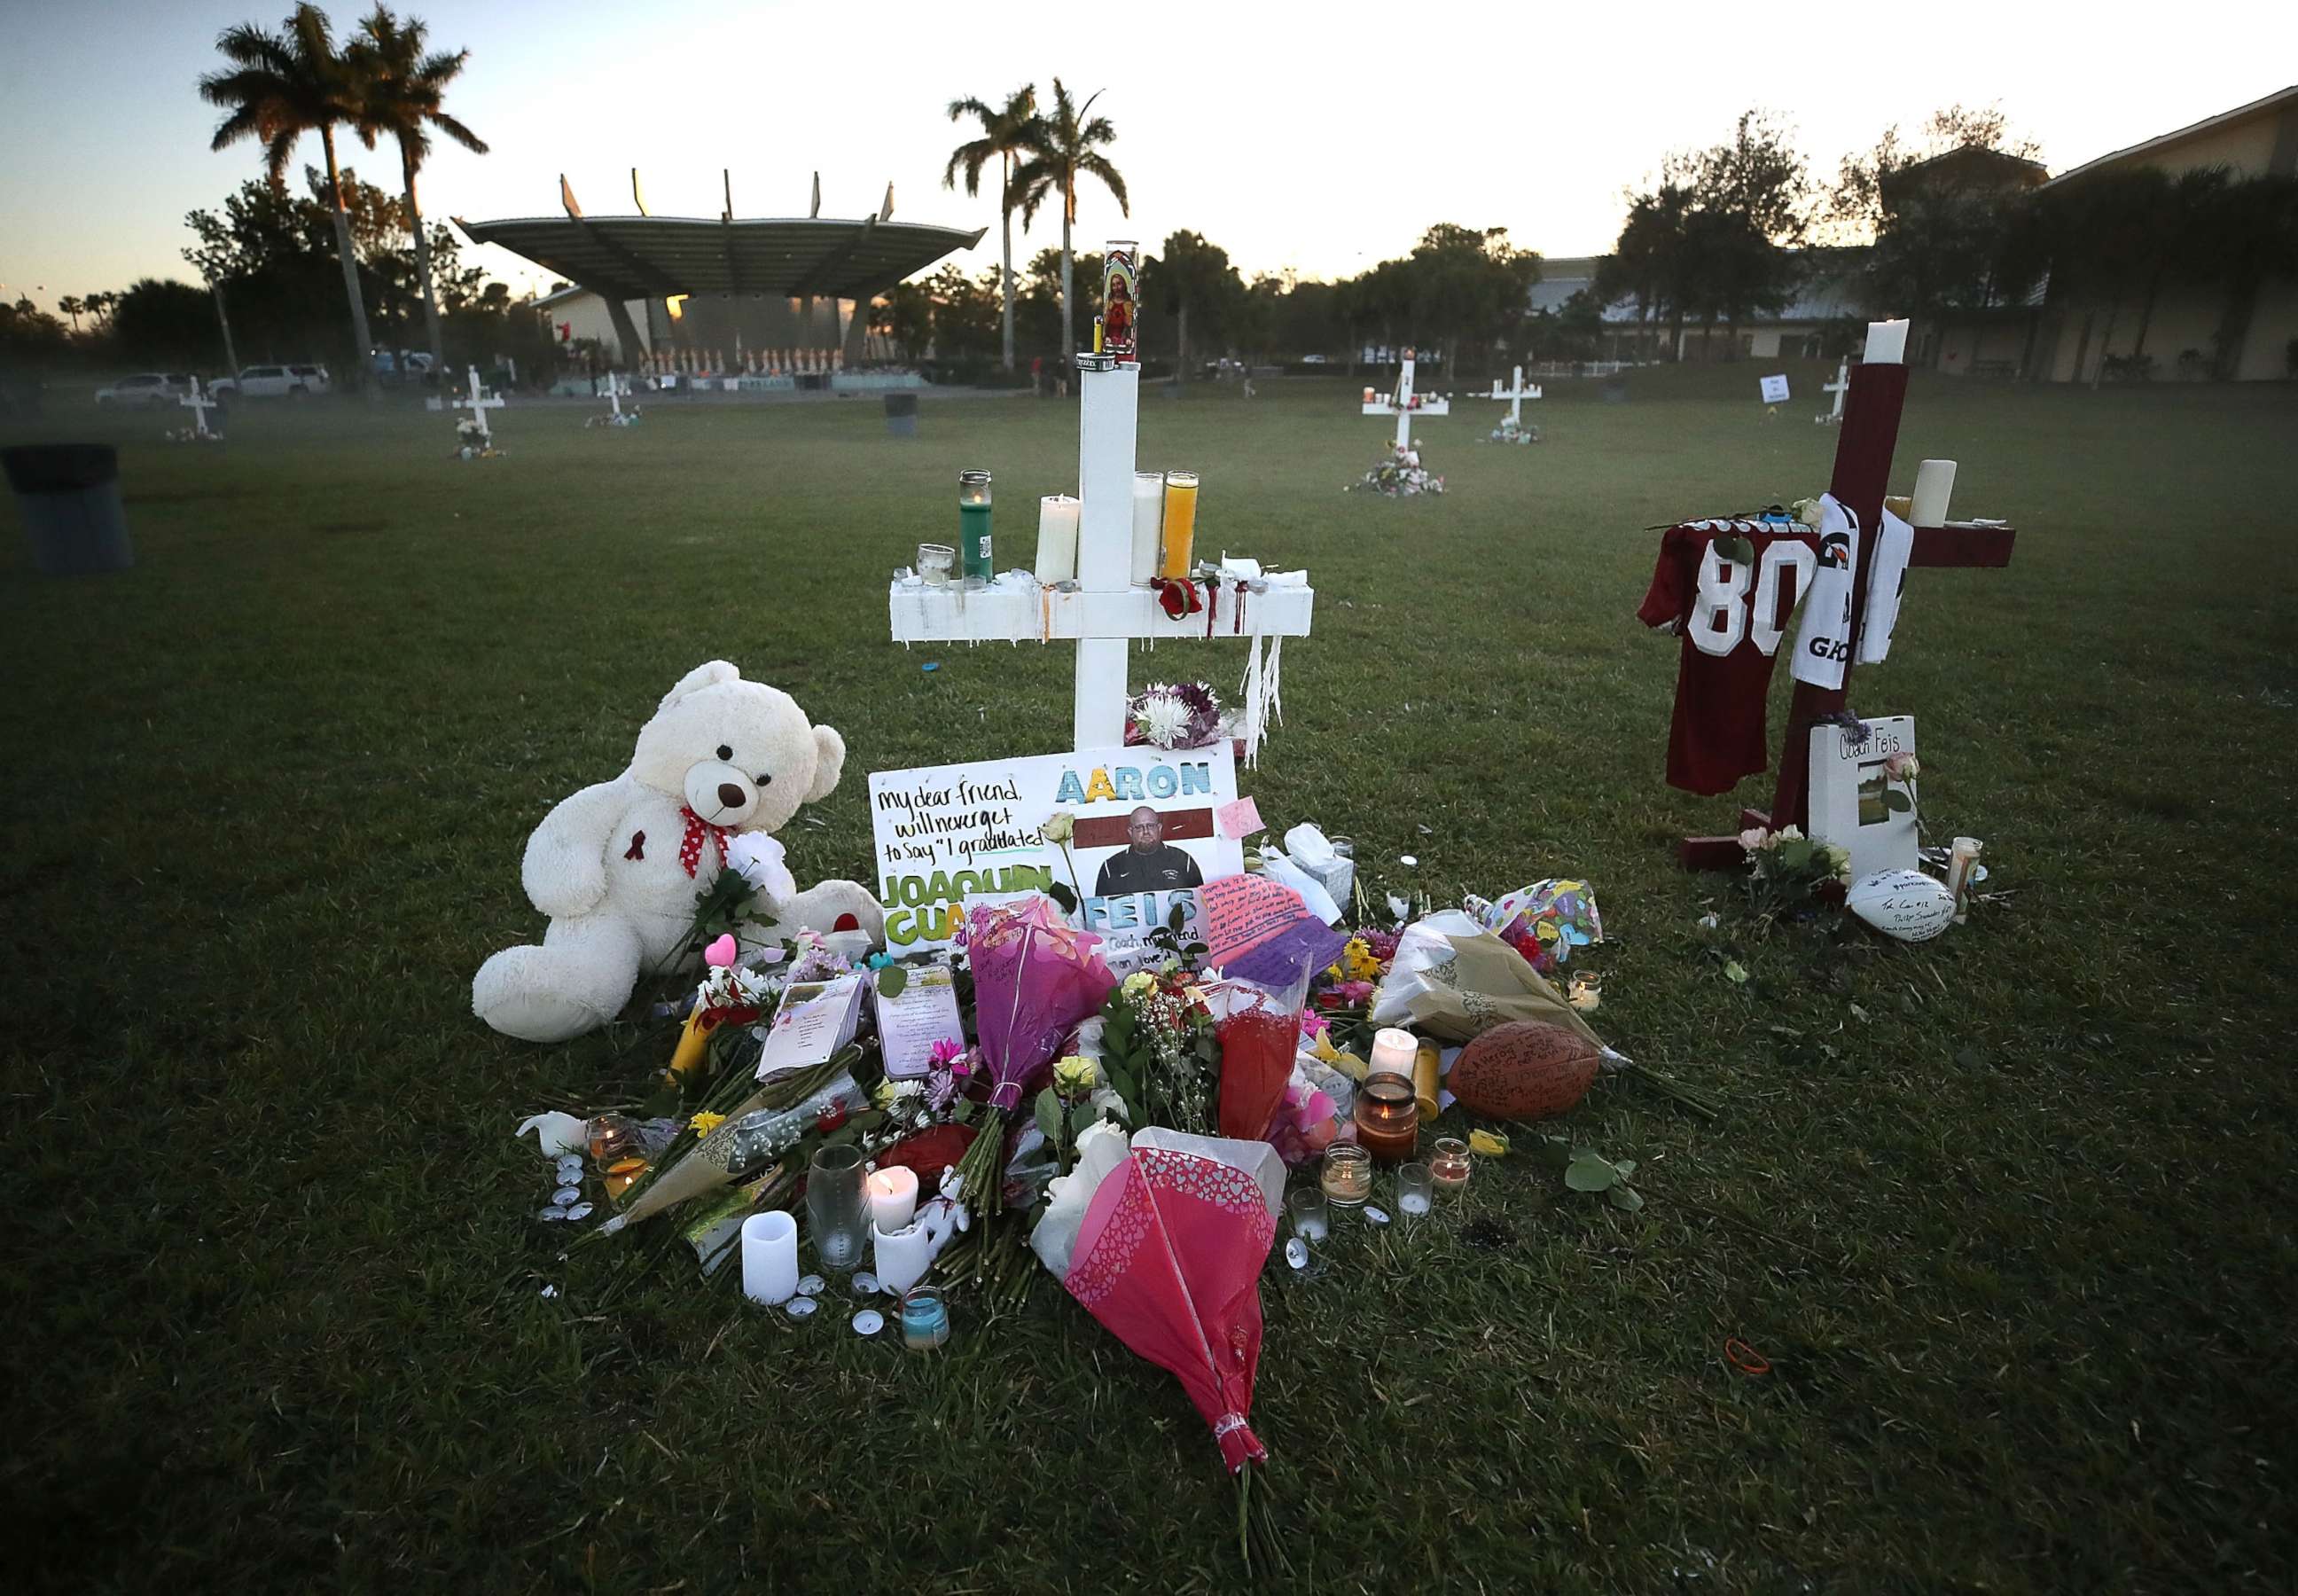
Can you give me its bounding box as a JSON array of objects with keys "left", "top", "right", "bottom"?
[
  {"left": 1911, "top": 459, "right": 1957, "bottom": 528},
  {"left": 1129, "top": 471, "right": 1164, "bottom": 584},
  {"left": 872, "top": 1217, "right": 934, "bottom": 1295},
  {"left": 1864, "top": 319, "right": 1909, "bottom": 365},
  {"left": 1368, "top": 1027, "right": 1418, "bottom": 1080},
  {"left": 867, "top": 1166, "right": 918, "bottom": 1233},
  {"left": 1034, "top": 494, "right": 1081, "bottom": 584},
  {"left": 741, "top": 1210, "right": 799, "bottom": 1305}
]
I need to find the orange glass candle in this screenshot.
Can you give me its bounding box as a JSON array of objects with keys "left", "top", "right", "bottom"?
[
  {"left": 1353, "top": 1076, "right": 1419, "bottom": 1164},
  {"left": 1159, "top": 471, "right": 1199, "bottom": 578}
]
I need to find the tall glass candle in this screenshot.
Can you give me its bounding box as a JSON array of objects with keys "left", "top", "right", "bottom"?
[
  {"left": 1102, "top": 241, "right": 1138, "bottom": 359},
  {"left": 958, "top": 469, "right": 993, "bottom": 585},
  {"left": 1034, "top": 494, "right": 1080, "bottom": 583},
  {"left": 1159, "top": 471, "right": 1199, "bottom": 579},
  {"left": 807, "top": 1143, "right": 869, "bottom": 1270},
  {"left": 1129, "top": 471, "right": 1164, "bottom": 584}
]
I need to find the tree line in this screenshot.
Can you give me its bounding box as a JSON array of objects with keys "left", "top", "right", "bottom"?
[{"left": 1598, "top": 103, "right": 2297, "bottom": 378}]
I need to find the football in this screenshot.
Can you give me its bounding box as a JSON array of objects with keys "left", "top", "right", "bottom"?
[
  {"left": 1449, "top": 1021, "right": 1600, "bottom": 1121},
  {"left": 1845, "top": 868, "right": 1957, "bottom": 942}
]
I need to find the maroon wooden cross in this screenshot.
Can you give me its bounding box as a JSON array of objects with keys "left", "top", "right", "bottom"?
[{"left": 1674, "top": 356, "right": 2018, "bottom": 869}]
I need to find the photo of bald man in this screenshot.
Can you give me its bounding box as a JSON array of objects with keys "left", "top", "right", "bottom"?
[{"left": 1092, "top": 806, "right": 1207, "bottom": 896}]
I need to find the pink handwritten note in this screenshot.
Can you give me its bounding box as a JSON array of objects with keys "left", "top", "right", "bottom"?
[{"left": 1215, "top": 796, "right": 1265, "bottom": 840}]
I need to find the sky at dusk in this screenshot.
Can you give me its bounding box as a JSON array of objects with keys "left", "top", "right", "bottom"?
[{"left": 3, "top": 0, "right": 2293, "bottom": 310}]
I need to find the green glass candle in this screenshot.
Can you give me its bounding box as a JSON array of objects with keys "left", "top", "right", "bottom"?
[{"left": 958, "top": 470, "right": 993, "bottom": 584}]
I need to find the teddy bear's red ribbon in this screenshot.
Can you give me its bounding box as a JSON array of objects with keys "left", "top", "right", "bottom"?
[{"left": 676, "top": 806, "right": 735, "bottom": 879}]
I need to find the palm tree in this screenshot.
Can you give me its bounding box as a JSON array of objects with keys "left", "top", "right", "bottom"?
[
  {"left": 58, "top": 296, "right": 84, "bottom": 333},
  {"left": 942, "top": 83, "right": 1039, "bottom": 374},
  {"left": 351, "top": 6, "right": 485, "bottom": 370},
  {"left": 1012, "top": 79, "right": 1128, "bottom": 366},
  {"left": 199, "top": 5, "right": 377, "bottom": 393}
]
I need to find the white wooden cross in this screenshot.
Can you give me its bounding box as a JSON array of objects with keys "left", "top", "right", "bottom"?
[
  {"left": 1481, "top": 364, "right": 1544, "bottom": 427},
  {"left": 1816, "top": 358, "right": 1849, "bottom": 425},
  {"left": 177, "top": 378, "right": 217, "bottom": 438},
  {"left": 602, "top": 371, "right": 628, "bottom": 422},
  {"left": 891, "top": 355, "right": 1315, "bottom": 755},
  {"left": 456, "top": 365, "right": 504, "bottom": 442},
  {"left": 1361, "top": 347, "right": 1449, "bottom": 450}
]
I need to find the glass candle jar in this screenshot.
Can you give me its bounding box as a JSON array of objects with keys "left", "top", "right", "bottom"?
[
  {"left": 1159, "top": 471, "right": 1199, "bottom": 579},
  {"left": 806, "top": 1143, "right": 869, "bottom": 1270},
  {"left": 1430, "top": 1136, "right": 1472, "bottom": 1193},
  {"left": 1102, "top": 241, "right": 1139, "bottom": 359},
  {"left": 957, "top": 469, "right": 993, "bottom": 585},
  {"left": 1286, "top": 1185, "right": 1329, "bottom": 1241},
  {"left": 1396, "top": 1162, "right": 1434, "bottom": 1217},
  {"left": 916, "top": 542, "right": 956, "bottom": 585},
  {"left": 1319, "top": 1144, "right": 1372, "bottom": 1207},
  {"left": 1354, "top": 1076, "right": 1419, "bottom": 1164},
  {"left": 900, "top": 1285, "right": 950, "bottom": 1352}
]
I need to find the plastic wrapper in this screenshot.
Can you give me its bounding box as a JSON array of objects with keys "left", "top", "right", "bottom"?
[
  {"left": 1467, "top": 879, "right": 1603, "bottom": 974},
  {"left": 1210, "top": 973, "right": 1309, "bottom": 1144},
  {"left": 1371, "top": 914, "right": 1606, "bottom": 1048}
]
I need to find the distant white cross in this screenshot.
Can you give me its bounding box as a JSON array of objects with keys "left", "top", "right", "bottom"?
[
  {"left": 178, "top": 378, "right": 216, "bottom": 438},
  {"left": 1362, "top": 347, "right": 1449, "bottom": 450},
  {"left": 1481, "top": 364, "right": 1544, "bottom": 427},
  {"left": 456, "top": 365, "right": 504, "bottom": 442},
  {"left": 602, "top": 371, "right": 626, "bottom": 421},
  {"left": 1817, "top": 359, "right": 1849, "bottom": 425}
]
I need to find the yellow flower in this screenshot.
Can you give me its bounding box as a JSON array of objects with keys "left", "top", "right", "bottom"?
[
  {"left": 1122, "top": 970, "right": 1156, "bottom": 998},
  {"left": 1333, "top": 937, "right": 1382, "bottom": 984},
  {"left": 1043, "top": 810, "right": 1076, "bottom": 843},
  {"left": 1468, "top": 1129, "right": 1511, "bottom": 1157},
  {"left": 689, "top": 1111, "right": 726, "bottom": 1138},
  {"left": 1053, "top": 1055, "right": 1098, "bottom": 1096}
]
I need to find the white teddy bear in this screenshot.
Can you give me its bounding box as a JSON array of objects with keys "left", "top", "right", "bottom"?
[{"left": 473, "top": 661, "right": 885, "bottom": 1043}]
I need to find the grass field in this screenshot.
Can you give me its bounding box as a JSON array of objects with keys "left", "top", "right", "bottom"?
[{"left": 6, "top": 365, "right": 2296, "bottom": 1593}]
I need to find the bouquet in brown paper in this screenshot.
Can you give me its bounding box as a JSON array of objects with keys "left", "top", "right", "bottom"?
[{"left": 1368, "top": 911, "right": 1605, "bottom": 1048}]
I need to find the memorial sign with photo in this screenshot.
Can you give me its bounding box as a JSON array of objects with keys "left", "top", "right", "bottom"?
[{"left": 870, "top": 745, "right": 1244, "bottom": 949}]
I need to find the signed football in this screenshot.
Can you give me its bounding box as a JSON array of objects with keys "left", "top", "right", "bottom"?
[
  {"left": 1845, "top": 868, "right": 1956, "bottom": 943},
  {"left": 1450, "top": 1021, "right": 1600, "bottom": 1121}
]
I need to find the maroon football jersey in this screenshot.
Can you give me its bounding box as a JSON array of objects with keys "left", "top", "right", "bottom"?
[{"left": 1638, "top": 521, "right": 1818, "bottom": 796}]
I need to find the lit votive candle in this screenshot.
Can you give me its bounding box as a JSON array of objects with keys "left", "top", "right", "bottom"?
[
  {"left": 1034, "top": 493, "right": 1080, "bottom": 584},
  {"left": 1319, "top": 1144, "right": 1372, "bottom": 1207},
  {"left": 867, "top": 1166, "right": 918, "bottom": 1232},
  {"left": 1286, "top": 1185, "right": 1329, "bottom": 1241},
  {"left": 1368, "top": 1027, "right": 1418, "bottom": 1081},
  {"left": 1430, "top": 1137, "right": 1471, "bottom": 1193},
  {"left": 1396, "top": 1162, "right": 1434, "bottom": 1216},
  {"left": 1567, "top": 970, "right": 1602, "bottom": 1013}
]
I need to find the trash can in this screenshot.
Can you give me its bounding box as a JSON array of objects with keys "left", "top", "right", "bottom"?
[
  {"left": 884, "top": 391, "right": 918, "bottom": 439},
  {"left": 4, "top": 443, "right": 133, "bottom": 575}
]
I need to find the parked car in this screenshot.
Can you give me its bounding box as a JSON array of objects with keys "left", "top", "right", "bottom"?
[
  {"left": 94, "top": 372, "right": 183, "bottom": 408},
  {"left": 370, "top": 349, "right": 436, "bottom": 383},
  {"left": 209, "top": 364, "right": 332, "bottom": 399}
]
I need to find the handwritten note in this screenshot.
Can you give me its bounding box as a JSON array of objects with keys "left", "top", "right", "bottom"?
[
  {"left": 1202, "top": 873, "right": 1351, "bottom": 987},
  {"left": 1215, "top": 796, "right": 1265, "bottom": 840}
]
